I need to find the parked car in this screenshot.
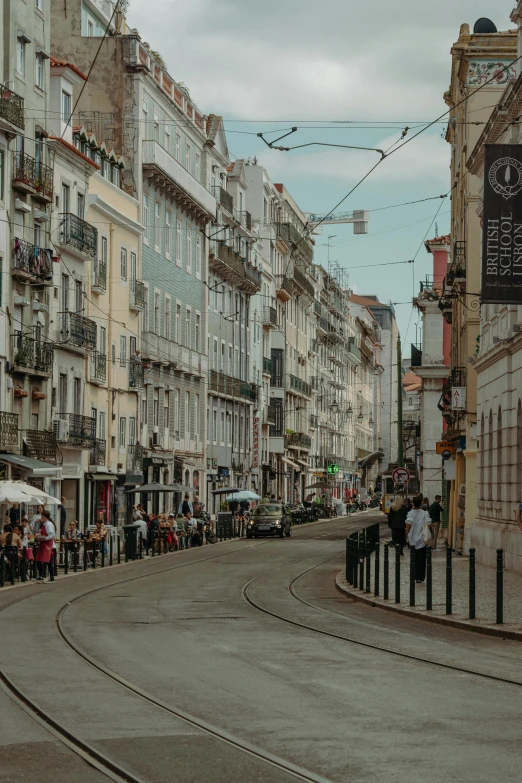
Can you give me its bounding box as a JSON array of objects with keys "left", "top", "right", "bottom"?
[{"left": 246, "top": 503, "right": 291, "bottom": 538}]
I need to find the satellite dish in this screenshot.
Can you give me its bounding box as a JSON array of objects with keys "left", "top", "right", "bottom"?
[{"left": 473, "top": 18, "right": 497, "bottom": 34}]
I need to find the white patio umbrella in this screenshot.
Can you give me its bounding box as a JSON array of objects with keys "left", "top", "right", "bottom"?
[
  {"left": 225, "top": 490, "right": 261, "bottom": 502},
  {"left": 0, "top": 481, "right": 60, "bottom": 505}
]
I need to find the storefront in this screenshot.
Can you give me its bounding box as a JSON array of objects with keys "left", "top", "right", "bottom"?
[{"left": 0, "top": 453, "right": 62, "bottom": 516}]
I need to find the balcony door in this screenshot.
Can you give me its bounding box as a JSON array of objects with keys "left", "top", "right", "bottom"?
[
  {"left": 61, "top": 274, "right": 69, "bottom": 336},
  {"left": 61, "top": 183, "right": 70, "bottom": 214},
  {"left": 73, "top": 378, "right": 82, "bottom": 416},
  {"left": 59, "top": 373, "right": 68, "bottom": 415},
  {"left": 130, "top": 251, "right": 136, "bottom": 297},
  {"left": 91, "top": 407, "right": 97, "bottom": 436}
]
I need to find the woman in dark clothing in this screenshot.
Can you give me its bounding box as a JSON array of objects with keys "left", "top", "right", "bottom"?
[{"left": 387, "top": 496, "right": 407, "bottom": 555}]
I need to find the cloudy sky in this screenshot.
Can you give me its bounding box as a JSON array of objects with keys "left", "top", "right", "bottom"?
[{"left": 129, "top": 0, "right": 516, "bottom": 347}]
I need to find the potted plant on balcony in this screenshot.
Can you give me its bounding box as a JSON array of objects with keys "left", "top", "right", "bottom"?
[
  {"left": 14, "top": 385, "right": 29, "bottom": 398},
  {"left": 32, "top": 388, "right": 46, "bottom": 400}
]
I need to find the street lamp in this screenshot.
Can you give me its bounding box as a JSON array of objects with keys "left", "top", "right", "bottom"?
[{"left": 357, "top": 407, "right": 364, "bottom": 423}]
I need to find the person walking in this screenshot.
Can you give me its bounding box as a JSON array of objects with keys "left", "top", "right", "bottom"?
[
  {"left": 177, "top": 494, "right": 193, "bottom": 517},
  {"left": 405, "top": 497, "right": 432, "bottom": 584},
  {"left": 387, "top": 496, "right": 407, "bottom": 555},
  {"left": 428, "top": 495, "right": 444, "bottom": 551},
  {"left": 57, "top": 497, "right": 67, "bottom": 538}
]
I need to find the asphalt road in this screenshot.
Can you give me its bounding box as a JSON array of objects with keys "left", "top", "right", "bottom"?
[{"left": 1, "top": 512, "right": 522, "bottom": 783}]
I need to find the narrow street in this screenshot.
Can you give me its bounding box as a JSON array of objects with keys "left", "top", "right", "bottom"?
[{"left": 2, "top": 514, "right": 521, "bottom": 783}]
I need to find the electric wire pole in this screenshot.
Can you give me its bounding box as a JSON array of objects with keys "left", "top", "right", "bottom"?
[{"left": 397, "top": 336, "right": 404, "bottom": 468}]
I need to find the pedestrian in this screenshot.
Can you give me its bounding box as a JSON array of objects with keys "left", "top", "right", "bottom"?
[
  {"left": 57, "top": 496, "right": 67, "bottom": 538},
  {"left": 178, "top": 493, "right": 193, "bottom": 517},
  {"left": 428, "top": 495, "right": 443, "bottom": 551},
  {"left": 132, "top": 504, "right": 142, "bottom": 521},
  {"left": 5, "top": 503, "right": 20, "bottom": 527},
  {"left": 387, "top": 496, "right": 407, "bottom": 555},
  {"left": 421, "top": 496, "right": 429, "bottom": 511},
  {"left": 31, "top": 504, "right": 45, "bottom": 532},
  {"left": 137, "top": 503, "right": 148, "bottom": 524},
  {"left": 269, "top": 493, "right": 276, "bottom": 502},
  {"left": 35, "top": 512, "right": 56, "bottom": 582},
  {"left": 405, "top": 496, "right": 432, "bottom": 584},
  {"left": 147, "top": 513, "right": 159, "bottom": 553}
]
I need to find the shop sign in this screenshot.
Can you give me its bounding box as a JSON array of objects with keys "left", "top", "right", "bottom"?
[
  {"left": 451, "top": 387, "right": 466, "bottom": 410},
  {"left": 253, "top": 417, "right": 260, "bottom": 469}
]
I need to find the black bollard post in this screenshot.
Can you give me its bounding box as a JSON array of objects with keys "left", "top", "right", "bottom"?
[
  {"left": 446, "top": 545, "right": 452, "bottom": 615},
  {"left": 9, "top": 552, "right": 15, "bottom": 585},
  {"left": 346, "top": 538, "right": 350, "bottom": 584},
  {"left": 353, "top": 535, "right": 358, "bottom": 589},
  {"left": 92, "top": 543, "right": 96, "bottom": 569},
  {"left": 64, "top": 545, "right": 68, "bottom": 575},
  {"left": 496, "top": 549, "right": 503, "bottom": 624},
  {"left": 74, "top": 542, "right": 78, "bottom": 573},
  {"left": 0, "top": 547, "right": 4, "bottom": 587},
  {"left": 21, "top": 547, "right": 27, "bottom": 583},
  {"left": 109, "top": 534, "right": 113, "bottom": 566},
  {"left": 383, "top": 543, "right": 389, "bottom": 600},
  {"left": 409, "top": 545, "right": 416, "bottom": 607},
  {"left": 374, "top": 542, "right": 380, "bottom": 597},
  {"left": 101, "top": 540, "right": 105, "bottom": 568},
  {"left": 426, "top": 547, "right": 432, "bottom": 611},
  {"left": 358, "top": 533, "right": 364, "bottom": 591},
  {"left": 151, "top": 533, "right": 155, "bottom": 557},
  {"left": 395, "top": 545, "right": 401, "bottom": 604},
  {"left": 365, "top": 535, "right": 371, "bottom": 594},
  {"left": 139, "top": 533, "right": 143, "bottom": 560},
  {"left": 83, "top": 541, "right": 88, "bottom": 571},
  {"left": 469, "top": 548, "right": 475, "bottom": 620}
]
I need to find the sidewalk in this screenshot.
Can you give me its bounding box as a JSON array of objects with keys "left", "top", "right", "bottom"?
[{"left": 336, "top": 540, "right": 522, "bottom": 640}]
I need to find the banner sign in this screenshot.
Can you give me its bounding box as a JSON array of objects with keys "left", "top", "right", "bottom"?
[
  {"left": 482, "top": 144, "right": 522, "bottom": 304},
  {"left": 252, "top": 417, "right": 260, "bottom": 469}
]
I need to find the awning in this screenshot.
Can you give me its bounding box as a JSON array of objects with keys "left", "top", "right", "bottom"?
[
  {"left": 281, "top": 456, "right": 301, "bottom": 470},
  {"left": 296, "top": 459, "right": 309, "bottom": 470},
  {"left": 0, "top": 453, "right": 59, "bottom": 477},
  {"left": 88, "top": 473, "right": 117, "bottom": 482},
  {"left": 358, "top": 450, "right": 385, "bottom": 469}
]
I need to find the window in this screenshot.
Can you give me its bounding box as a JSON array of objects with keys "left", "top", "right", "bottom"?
[
  {"left": 143, "top": 194, "right": 149, "bottom": 243},
  {"left": 0, "top": 149, "right": 4, "bottom": 201},
  {"left": 185, "top": 143, "right": 191, "bottom": 172},
  {"left": 194, "top": 395, "right": 200, "bottom": 438},
  {"left": 154, "top": 292, "right": 160, "bottom": 334},
  {"left": 143, "top": 286, "right": 149, "bottom": 330},
  {"left": 185, "top": 392, "right": 190, "bottom": 438},
  {"left": 35, "top": 53, "right": 44, "bottom": 89},
  {"left": 175, "top": 389, "right": 180, "bottom": 435},
  {"left": 77, "top": 192, "right": 85, "bottom": 219},
  {"left": 142, "top": 100, "right": 148, "bottom": 129},
  {"left": 62, "top": 90, "right": 72, "bottom": 125},
  {"left": 119, "top": 417, "right": 126, "bottom": 448},
  {"left": 212, "top": 409, "right": 217, "bottom": 444},
  {"left": 497, "top": 407, "right": 502, "bottom": 503},
  {"left": 101, "top": 235, "right": 108, "bottom": 264},
  {"left": 73, "top": 378, "right": 82, "bottom": 415},
  {"left": 176, "top": 219, "right": 182, "bottom": 266},
  {"left": 227, "top": 413, "right": 232, "bottom": 446},
  {"left": 36, "top": 0, "right": 44, "bottom": 9},
  {"left": 153, "top": 112, "right": 159, "bottom": 142},
  {"left": 164, "top": 124, "right": 170, "bottom": 150},
  {"left": 59, "top": 373, "right": 68, "bottom": 413},
  {"left": 16, "top": 38, "right": 25, "bottom": 75},
  {"left": 213, "top": 337, "right": 218, "bottom": 370},
  {"left": 154, "top": 202, "right": 160, "bottom": 248},
  {"left": 196, "top": 234, "right": 201, "bottom": 278},
  {"left": 176, "top": 303, "right": 181, "bottom": 343},
  {"left": 175, "top": 133, "right": 180, "bottom": 161},
  {"left": 195, "top": 314, "right": 200, "bottom": 352},
  {"left": 220, "top": 411, "right": 225, "bottom": 446},
  {"left": 153, "top": 398, "right": 159, "bottom": 427},
  {"left": 87, "top": 19, "right": 94, "bottom": 36},
  {"left": 165, "top": 297, "right": 171, "bottom": 340},
  {"left": 100, "top": 326, "right": 107, "bottom": 356},
  {"left": 130, "top": 251, "right": 136, "bottom": 285},
  {"left": 165, "top": 210, "right": 171, "bottom": 256},
  {"left": 75, "top": 280, "right": 83, "bottom": 313},
  {"left": 99, "top": 411, "right": 106, "bottom": 441},
  {"left": 129, "top": 417, "right": 136, "bottom": 445},
  {"left": 195, "top": 153, "right": 200, "bottom": 182},
  {"left": 120, "top": 336, "right": 126, "bottom": 367},
  {"left": 185, "top": 308, "right": 191, "bottom": 347},
  {"left": 120, "top": 248, "right": 127, "bottom": 280},
  {"left": 61, "top": 183, "right": 70, "bottom": 214},
  {"left": 112, "top": 166, "right": 120, "bottom": 188},
  {"left": 187, "top": 230, "right": 192, "bottom": 273},
  {"left": 111, "top": 344, "right": 116, "bottom": 367}
]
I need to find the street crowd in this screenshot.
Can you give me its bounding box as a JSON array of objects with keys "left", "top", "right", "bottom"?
[{"left": 387, "top": 493, "right": 444, "bottom": 584}]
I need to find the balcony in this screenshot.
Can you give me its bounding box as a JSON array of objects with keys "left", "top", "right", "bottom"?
[
  {"left": 211, "top": 185, "right": 234, "bottom": 214},
  {"left": 142, "top": 140, "right": 216, "bottom": 221},
  {"left": 13, "top": 152, "right": 53, "bottom": 201},
  {"left": 12, "top": 238, "right": 53, "bottom": 282},
  {"left": 313, "top": 300, "right": 322, "bottom": 317},
  {"left": 59, "top": 312, "right": 97, "bottom": 353},
  {"left": 130, "top": 280, "right": 146, "bottom": 310},
  {"left": 92, "top": 259, "right": 107, "bottom": 293},
  {"left": 0, "top": 412, "right": 19, "bottom": 449},
  {"left": 12, "top": 333, "right": 53, "bottom": 376},
  {"left": 317, "top": 316, "right": 329, "bottom": 337},
  {"left": 310, "top": 414, "right": 318, "bottom": 429},
  {"left": 209, "top": 242, "right": 261, "bottom": 293},
  {"left": 127, "top": 443, "right": 144, "bottom": 472},
  {"left": 293, "top": 266, "right": 315, "bottom": 300},
  {"left": 360, "top": 338, "right": 373, "bottom": 362},
  {"left": 309, "top": 338, "right": 320, "bottom": 356},
  {"left": 54, "top": 413, "right": 96, "bottom": 448},
  {"left": 59, "top": 213, "right": 97, "bottom": 259},
  {"left": 262, "top": 306, "right": 277, "bottom": 328},
  {"left": 287, "top": 373, "right": 312, "bottom": 398},
  {"left": 89, "top": 438, "right": 107, "bottom": 466},
  {"left": 129, "top": 360, "right": 144, "bottom": 390},
  {"left": 276, "top": 223, "right": 313, "bottom": 264},
  {"left": 0, "top": 83, "right": 24, "bottom": 132},
  {"left": 236, "top": 211, "right": 252, "bottom": 231},
  {"left": 24, "top": 429, "right": 57, "bottom": 461},
  {"left": 263, "top": 357, "right": 272, "bottom": 375},
  {"left": 411, "top": 343, "right": 422, "bottom": 368},
  {"left": 285, "top": 431, "right": 312, "bottom": 450},
  {"left": 209, "top": 370, "right": 258, "bottom": 402},
  {"left": 275, "top": 275, "right": 293, "bottom": 302},
  {"left": 347, "top": 338, "right": 362, "bottom": 365},
  {"left": 90, "top": 351, "right": 107, "bottom": 384}
]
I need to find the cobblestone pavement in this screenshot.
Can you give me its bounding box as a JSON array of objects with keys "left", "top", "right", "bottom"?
[{"left": 338, "top": 531, "right": 522, "bottom": 637}]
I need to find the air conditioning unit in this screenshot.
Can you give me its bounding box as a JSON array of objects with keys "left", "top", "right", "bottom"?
[{"left": 53, "top": 418, "right": 69, "bottom": 441}]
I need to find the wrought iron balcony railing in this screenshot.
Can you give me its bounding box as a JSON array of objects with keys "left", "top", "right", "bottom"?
[
  {"left": 0, "top": 83, "right": 24, "bottom": 130},
  {"left": 310, "top": 414, "right": 318, "bottom": 429},
  {"left": 293, "top": 266, "right": 315, "bottom": 299},
  {"left": 89, "top": 438, "right": 107, "bottom": 466},
  {"left": 13, "top": 152, "right": 53, "bottom": 200},
  {"left": 12, "top": 332, "right": 53, "bottom": 374},
  {"left": 59, "top": 213, "right": 98, "bottom": 258},
  {"left": 90, "top": 351, "right": 107, "bottom": 383},
  {"left": 285, "top": 431, "right": 312, "bottom": 449},
  {"left": 130, "top": 280, "right": 146, "bottom": 309},
  {"left": 0, "top": 412, "right": 19, "bottom": 448},
  {"left": 209, "top": 370, "right": 258, "bottom": 402},
  {"left": 127, "top": 444, "right": 145, "bottom": 471},
  {"left": 317, "top": 316, "right": 329, "bottom": 335},
  {"left": 211, "top": 185, "right": 234, "bottom": 214},
  {"left": 129, "top": 360, "right": 144, "bottom": 389},
  {"left": 12, "top": 238, "right": 53, "bottom": 281},
  {"left": 313, "top": 300, "right": 322, "bottom": 316},
  {"left": 275, "top": 275, "right": 293, "bottom": 300},
  {"left": 92, "top": 259, "right": 107, "bottom": 292},
  {"left": 262, "top": 306, "right": 277, "bottom": 327},
  {"left": 237, "top": 210, "right": 252, "bottom": 231},
  {"left": 275, "top": 222, "right": 313, "bottom": 264},
  {"left": 54, "top": 413, "right": 96, "bottom": 447},
  {"left": 59, "top": 312, "right": 97, "bottom": 351},
  {"left": 209, "top": 242, "right": 261, "bottom": 292},
  {"left": 287, "top": 373, "right": 312, "bottom": 398},
  {"left": 24, "top": 429, "right": 57, "bottom": 461},
  {"left": 263, "top": 357, "right": 272, "bottom": 374}
]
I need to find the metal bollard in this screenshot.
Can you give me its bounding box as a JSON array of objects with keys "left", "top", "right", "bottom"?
[
  {"left": 64, "top": 545, "right": 69, "bottom": 575},
  {"left": 353, "top": 536, "right": 358, "bottom": 589},
  {"left": 74, "top": 542, "right": 78, "bottom": 573},
  {"left": 346, "top": 538, "right": 350, "bottom": 584},
  {"left": 469, "top": 548, "right": 475, "bottom": 620},
  {"left": 9, "top": 553, "right": 15, "bottom": 585},
  {"left": 101, "top": 541, "right": 105, "bottom": 568},
  {"left": 383, "top": 543, "right": 389, "bottom": 600},
  {"left": 21, "top": 547, "right": 27, "bottom": 583},
  {"left": 496, "top": 549, "right": 503, "bottom": 624},
  {"left": 109, "top": 535, "right": 113, "bottom": 566},
  {"left": 365, "top": 535, "right": 371, "bottom": 594},
  {"left": 139, "top": 533, "right": 143, "bottom": 560},
  {"left": 374, "top": 542, "right": 380, "bottom": 596},
  {"left": 0, "top": 547, "right": 4, "bottom": 587},
  {"left": 446, "top": 545, "right": 452, "bottom": 615},
  {"left": 83, "top": 541, "right": 88, "bottom": 571},
  {"left": 395, "top": 545, "right": 401, "bottom": 604},
  {"left": 426, "top": 547, "right": 432, "bottom": 611},
  {"left": 92, "top": 543, "right": 96, "bottom": 569},
  {"left": 409, "top": 545, "right": 416, "bottom": 606},
  {"left": 358, "top": 533, "right": 364, "bottom": 591}
]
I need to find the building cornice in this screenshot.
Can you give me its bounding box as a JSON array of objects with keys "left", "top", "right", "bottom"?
[
  {"left": 473, "top": 330, "right": 522, "bottom": 372},
  {"left": 412, "top": 365, "right": 449, "bottom": 380},
  {"left": 87, "top": 193, "right": 143, "bottom": 235}
]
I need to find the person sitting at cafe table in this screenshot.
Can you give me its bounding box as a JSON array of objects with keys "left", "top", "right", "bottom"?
[
  {"left": 66, "top": 520, "right": 82, "bottom": 539},
  {"left": 92, "top": 518, "right": 108, "bottom": 554},
  {"left": 19, "top": 516, "right": 32, "bottom": 546},
  {"left": 0, "top": 523, "right": 23, "bottom": 556}
]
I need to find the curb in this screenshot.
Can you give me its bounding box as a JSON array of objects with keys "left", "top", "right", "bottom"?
[{"left": 334, "top": 572, "right": 522, "bottom": 642}]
